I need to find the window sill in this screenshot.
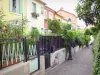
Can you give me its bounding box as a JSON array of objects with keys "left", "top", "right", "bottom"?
[{"left": 10, "top": 12, "right": 22, "bottom": 16}]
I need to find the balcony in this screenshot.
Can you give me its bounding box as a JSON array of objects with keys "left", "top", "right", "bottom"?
[{"left": 31, "top": 12, "right": 39, "bottom": 18}]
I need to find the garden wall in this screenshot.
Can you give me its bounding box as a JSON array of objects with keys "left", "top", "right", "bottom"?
[
  {"left": 0, "top": 56, "right": 45, "bottom": 75},
  {"left": 50, "top": 48, "right": 66, "bottom": 68}
]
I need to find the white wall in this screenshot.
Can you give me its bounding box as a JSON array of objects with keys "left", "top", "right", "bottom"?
[
  {"left": 50, "top": 48, "right": 66, "bottom": 68},
  {"left": 27, "top": 0, "right": 45, "bottom": 32}
]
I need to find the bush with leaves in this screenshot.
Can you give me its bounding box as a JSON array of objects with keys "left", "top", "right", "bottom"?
[
  {"left": 65, "top": 30, "right": 90, "bottom": 47},
  {"left": 92, "top": 31, "right": 100, "bottom": 75},
  {"left": 85, "top": 28, "right": 92, "bottom": 35},
  {"left": 90, "top": 27, "right": 99, "bottom": 36},
  {"left": 27, "top": 28, "right": 40, "bottom": 45},
  {"left": 46, "top": 19, "right": 61, "bottom": 34}
]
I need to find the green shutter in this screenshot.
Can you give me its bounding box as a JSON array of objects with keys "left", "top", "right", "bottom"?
[
  {"left": 10, "top": 0, "right": 13, "bottom": 12},
  {"left": 33, "top": 3, "right": 36, "bottom": 12},
  {"left": 19, "top": 0, "right": 22, "bottom": 14}
]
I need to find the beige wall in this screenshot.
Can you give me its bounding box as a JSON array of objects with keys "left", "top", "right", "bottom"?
[
  {"left": 57, "top": 10, "right": 77, "bottom": 29},
  {"left": 55, "top": 14, "right": 67, "bottom": 24},
  {"left": 0, "top": 0, "right": 26, "bottom": 21},
  {"left": 55, "top": 14, "right": 62, "bottom": 22}
]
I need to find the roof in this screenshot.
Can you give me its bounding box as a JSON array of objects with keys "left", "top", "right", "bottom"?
[
  {"left": 55, "top": 12, "right": 67, "bottom": 21},
  {"left": 45, "top": 6, "right": 56, "bottom": 13},
  {"left": 57, "top": 9, "right": 77, "bottom": 18},
  {"left": 35, "top": 0, "right": 46, "bottom": 5},
  {"left": 45, "top": 6, "right": 67, "bottom": 22}
]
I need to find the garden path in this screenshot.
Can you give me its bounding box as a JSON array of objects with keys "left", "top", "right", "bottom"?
[{"left": 45, "top": 46, "right": 93, "bottom": 75}]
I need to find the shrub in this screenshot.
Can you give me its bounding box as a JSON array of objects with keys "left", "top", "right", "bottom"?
[
  {"left": 90, "top": 27, "right": 98, "bottom": 36},
  {"left": 46, "top": 19, "right": 61, "bottom": 34},
  {"left": 92, "top": 31, "right": 100, "bottom": 75},
  {"left": 31, "top": 28, "right": 40, "bottom": 37},
  {"left": 85, "top": 28, "right": 92, "bottom": 35}
]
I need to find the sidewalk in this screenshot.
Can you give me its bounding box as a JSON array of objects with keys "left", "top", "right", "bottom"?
[{"left": 45, "top": 46, "right": 93, "bottom": 75}]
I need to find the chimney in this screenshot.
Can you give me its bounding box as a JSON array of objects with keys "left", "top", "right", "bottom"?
[{"left": 60, "top": 7, "right": 63, "bottom": 10}]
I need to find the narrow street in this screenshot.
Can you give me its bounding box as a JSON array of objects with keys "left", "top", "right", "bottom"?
[{"left": 45, "top": 46, "right": 93, "bottom": 75}]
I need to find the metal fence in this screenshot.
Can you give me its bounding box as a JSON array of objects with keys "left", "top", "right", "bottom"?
[
  {"left": 39, "top": 36, "right": 64, "bottom": 55},
  {"left": 0, "top": 37, "right": 39, "bottom": 69},
  {"left": 0, "top": 36, "right": 64, "bottom": 70}
]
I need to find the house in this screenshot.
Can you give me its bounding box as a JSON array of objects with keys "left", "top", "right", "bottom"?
[
  {"left": 55, "top": 13, "right": 67, "bottom": 23},
  {"left": 0, "top": 0, "right": 26, "bottom": 22},
  {"left": 44, "top": 6, "right": 56, "bottom": 29},
  {"left": 27, "top": 0, "right": 46, "bottom": 33},
  {"left": 57, "top": 8, "right": 77, "bottom": 29}
]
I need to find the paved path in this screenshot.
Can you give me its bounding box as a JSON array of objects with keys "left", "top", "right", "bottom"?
[{"left": 45, "top": 46, "right": 93, "bottom": 75}]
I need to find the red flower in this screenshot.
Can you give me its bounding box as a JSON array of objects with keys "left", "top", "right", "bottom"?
[
  {"left": 5, "top": 28, "right": 8, "bottom": 33},
  {"left": 3, "top": 27, "right": 8, "bottom": 33}
]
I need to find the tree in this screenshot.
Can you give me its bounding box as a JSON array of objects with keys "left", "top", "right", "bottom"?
[
  {"left": 46, "top": 19, "right": 61, "bottom": 34},
  {"left": 84, "top": 28, "right": 92, "bottom": 35},
  {"left": 76, "top": 0, "right": 100, "bottom": 28}
]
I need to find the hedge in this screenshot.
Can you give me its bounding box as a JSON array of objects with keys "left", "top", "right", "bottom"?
[{"left": 92, "top": 31, "right": 100, "bottom": 75}]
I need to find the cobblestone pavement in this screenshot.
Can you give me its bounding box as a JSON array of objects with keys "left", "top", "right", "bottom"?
[{"left": 45, "top": 46, "right": 93, "bottom": 75}]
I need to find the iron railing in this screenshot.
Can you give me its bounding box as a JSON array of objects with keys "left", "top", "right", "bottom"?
[
  {"left": 0, "top": 36, "right": 64, "bottom": 69},
  {"left": 0, "top": 37, "right": 39, "bottom": 69}
]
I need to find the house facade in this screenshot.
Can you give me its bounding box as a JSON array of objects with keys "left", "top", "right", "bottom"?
[
  {"left": 0, "top": 0, "right": 26, "bottom": 21},
  {"left": 27, "top": 0, "right": 46, "bottom": 33},
  {"left": 57, "top": 8, "right": 77, "bottom": 29},
  {"left": 55, "top": 13, "right": 67, "bottom": 23},
  {"left": 44, "top": 6, "right": 56, "bottom": 29}
]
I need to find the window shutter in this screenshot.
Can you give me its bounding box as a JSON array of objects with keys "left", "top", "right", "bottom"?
[
  {"left": 10, "top": 0, "right": 13, "bottom": 12},
  {"left": 19, "top": 0, "right": 23, "bottom": 14},
  {"left": 32, "top": 3, "right": 36, "bottom": 12}
]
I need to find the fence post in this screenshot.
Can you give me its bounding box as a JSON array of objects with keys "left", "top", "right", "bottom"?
[
  {"left": 0, "top": 44, "right": 2, "bottom": 69},
  {"left": 23, "top": 37, "right": 28, "bottom": 62},
  {"left": 36, "top": 36, "right": 40, "bottom": 70}
]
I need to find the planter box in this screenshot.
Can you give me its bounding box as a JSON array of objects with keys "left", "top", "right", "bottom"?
[{"left": 2, "top": 58, "right": 20, "bottom": 68}]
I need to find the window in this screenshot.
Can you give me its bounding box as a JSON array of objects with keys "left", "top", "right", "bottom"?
[
  {"left": 32, "top": 27, "right": 37, "bottom": 30},
  {"left": 68, "top": 18, "right": 72, "bottom": 22},
  {"left": 12, "top": 0, "right": 16, "bottom": 12},
  {"left": 32, "top": 2, "right": 36, "bottom": 12},
  {"left": 49, "top": 12, "right": 53, "bottom": 19},
  {"left": 10, "top": 0, "right": 22, "bottom": 14},
  {"left": 58, "top": 19, "right": 61, "bottom": 22},
  {"left": 41, "top": 7, "right": 44, "bottom": 14}
]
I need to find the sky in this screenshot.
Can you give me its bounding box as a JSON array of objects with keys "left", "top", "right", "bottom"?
[{"left": 42, "top": 0, "right": 86, "bottom": 26}]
